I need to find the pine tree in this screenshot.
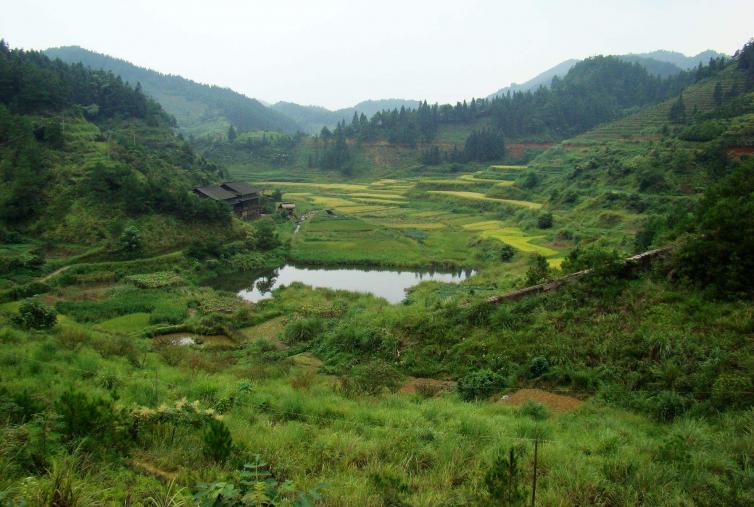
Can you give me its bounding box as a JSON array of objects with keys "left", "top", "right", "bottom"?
[
  {"left": 713, "top": 82, "right": 723, "bottom": 107},
  {"left": 227, "top": 124, "right": 237, "bottom": 142},
  {"left": 668, "top": 93, "right": 686, "bottom": 123}
]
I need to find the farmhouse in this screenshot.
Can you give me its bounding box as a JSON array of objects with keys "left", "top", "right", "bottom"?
[{"left": 193, "top": 181, "right": 261, "bottom": 219}]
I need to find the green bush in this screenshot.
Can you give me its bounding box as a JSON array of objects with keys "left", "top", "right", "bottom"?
[
  {"left": 485, "top": 446, "right": 528, "bottom": 504},
  {"left": 679, "top": 120, "right": 725, "bottom": 142},
  {"left": 457, "top": 369, "right": 506, "bottom": 401},
  {"left": 0, "top": 281, "right": 50, "bottom": 303},
  {"left": 499, "top": 244, "right": 515, "bottom": 262},
  {"left": 55, "top": 390, "right": 128, "bottom": 448},
  {"left": 649, "top": 390, "right": 691, "bottom": 422},
  {"left": 202, "top": 418, "right": 233, "bottom": 463},
  {"left": 525, "top": 254, "right": 550, "bottom": 285},
  {"left": 118, "top": 225, "right": 144, "bottom": 256},
  {"left": 537, "top": 212, "right": 554, "bottom": 229},
  {"left": 283, "top": 318, "right": 325, "bottom": 343},
  {"left": 528, "top": 356, "right": 550, "bottom": 378},
  {"left": 126, "top": 271, "right": 184, "bottom": 288},
  {"left": 0, "top": 387, "right": 44, "bottom": 423},
  {"left": 674, "top": 161, "right": 754, "bottom": 297},
  {"left": 517, "top": 399, "right": 550, "bottom": 420},
  {"left": 14, "top": 299, "right": 57, "bottom": 329},
  {"left": 340, "top": 360, "right": 403, "bottom": 396}
]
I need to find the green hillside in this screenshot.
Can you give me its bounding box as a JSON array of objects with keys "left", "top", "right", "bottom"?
[
  {"left": 1, "top": 37, "right": 754, "bottom": 506},
  {"left": 44, "top": 46, "right": 301, "bottom": 137},
  {"left": 0, "top": 42, "right": 237, "bottom": 252},
  {"left": 488, "top": 49, "right": 727, "bottom": 97}
]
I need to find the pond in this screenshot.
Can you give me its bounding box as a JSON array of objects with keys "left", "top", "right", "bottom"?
[{"left": 205, "top": 264, "right": 474, "bottom": 304}]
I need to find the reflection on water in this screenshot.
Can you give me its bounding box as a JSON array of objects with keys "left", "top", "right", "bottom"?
[{"left": 206, "top": 264, "right": 474, "bottom": 304}]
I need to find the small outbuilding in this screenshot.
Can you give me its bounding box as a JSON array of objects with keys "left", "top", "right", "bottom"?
[
  {"left": 278, "top": 202, "right": 296, "bottom": 216},
  {"left": 193, "top": 181, "right": 262, "bottom": 220}
]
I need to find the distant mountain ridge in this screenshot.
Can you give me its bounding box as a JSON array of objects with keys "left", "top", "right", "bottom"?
[
  {"left": 271, "top": 98, "right": 420, "bottom": 134},
  {"left": 489, "top": 49, "right": 727, "bottom": 98},
  {"left": 44, "top": 46, "right": 301, "bottom": 137}
]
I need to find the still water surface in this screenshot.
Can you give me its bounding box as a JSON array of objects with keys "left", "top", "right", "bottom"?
[{"left": 207, "top": 264, "right": 474, "bottom": 304}]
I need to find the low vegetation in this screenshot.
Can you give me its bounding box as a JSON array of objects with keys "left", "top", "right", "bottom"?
[{"left": 1, "top": 37, "right": 754, "bottom": 506}]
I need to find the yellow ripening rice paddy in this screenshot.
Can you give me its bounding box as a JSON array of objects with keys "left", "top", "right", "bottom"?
[
  {"left": 422, "top": 178, "right": 477, "bottom": 185},
  {"left": 281, "top": 192, "right": 313, "bottom": 199},
  {"left": 336, "top": 205, "right": 390, "bottom": 214},
  {"left": 308, "top": 196, "right": 357, "bottom": 208},
  {"left": 256, "top": 182, "right": 370, "bottom": 191},
  {"left": 489, "top": 164, "right": 527, "bottom": 170},
  {"left": 457, "top": 174, "right": 513, "bottom": 186},
  {"left": 427, "top": 191, "right": 542, "bottom": 209},
  {"left": 463, "top": 222, "right": 558, "bottom": 257},
  {"left": 462, "top": 220, "right": 503, "bottom": 231},
  {"left": 410, "top": 210, "right": 447, "bottom": 218},
  {"left": 352, "top": 198, "right": 406, "bottom": 205},
  {"left": 387, "top": 223, "right": 446, "bottom": 230},
  {"left": 349, "top": 193, "right": 407, "bottom": 200}
]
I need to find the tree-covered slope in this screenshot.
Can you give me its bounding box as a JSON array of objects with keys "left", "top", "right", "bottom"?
[
  {"left": 488, "top": 49, "right": 727, "bottom": 98},
  {"left": 44, "top": 46, "right": 301, "bottom": 137},
  {"left": 0, "top": 41, "right": 233, "bottom": 251}
]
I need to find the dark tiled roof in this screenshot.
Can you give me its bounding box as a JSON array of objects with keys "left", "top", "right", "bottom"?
[
  {"left": 221, "top": 181, "right": 257, "bottom": 196},
  {"left": 194, "top": 185, "right": 238, "bottom": 201}
]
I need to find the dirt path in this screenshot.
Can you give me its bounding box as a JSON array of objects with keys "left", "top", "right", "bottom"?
[
  {"left": 498, "top": 388, "right": 583, "bottom": 413},
  {"left": 40, "top": 264, "right": 71, "bottom": 282}
]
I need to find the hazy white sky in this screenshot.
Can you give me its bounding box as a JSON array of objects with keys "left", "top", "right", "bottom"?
[{"left": 2, "top": 0, "right": 752, "bottom": 109}]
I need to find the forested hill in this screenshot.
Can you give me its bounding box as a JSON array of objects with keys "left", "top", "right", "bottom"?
[
  {"left": 489, "top": 49, "right": 727, "bottom": 97},
  {"left": 0, "top": 41, "right": 232, "bottom": 250},
  {"left": 319, "top": 55, "right": 728, "bottom": 151},
  {"left": 44, "top": 46, "right": 301, "bottom": 137},
  {"left": 271, "top": 98, "right": 420, "bottom": 134}
]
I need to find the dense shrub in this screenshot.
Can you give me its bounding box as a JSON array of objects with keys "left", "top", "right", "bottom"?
[
  {"left": 118, "top": 225, "right": 143, "bottom": 256},
  {"left": 253, "top": 219, "right": 281, "bottom": 250},
  {"left": 675, "top": 161, "right": 754, "bottom": 297},
  {"left": 528, "top": 356, "right": 550, "bottom": 378},
  {"left": 485, "top": 446, "right": 528, "bottom": 504},
  {"left": 0, "top": 388, "right": 44, "bottom": 423},
  {"left": 457, "top": 369, "right": 506, "bottom": 401},
  {"left": 55, "top": 390, "right": 129, "bottom": 449},
  {"left": 679, "top": 120, "right": 726, "bottom": 142},
  {"left": 517, "top": 399, "right": 550, "bottom": 420},
  {"left": 0, "top": 281, "right": 50, "bottom": 303},
  {"left": 14, "top": 299, "right": 57, "bottom": 329},
  {"left": 525, "top": 254, "right": 551, "bottom": 285},
  {"left": 648, "top": 390, "right": 692, "bottom": 422},
  {"left": 537, "top": 212, "right": 554, "bottom": 229},
  {"left": 499, "top": 244, "right": 516, "bottom": 262},
  {"left": 340, "top": 360, "right": 403, "bottom": 396},
  {"left": 283, "top": 318, "right": 325, "bottom": 343},
  {"left": 126, "top": 271, "right": 184, "bottom": 288}
]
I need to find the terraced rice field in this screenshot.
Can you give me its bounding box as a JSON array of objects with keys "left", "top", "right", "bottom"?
[
  {"left": 427, "top": 190, "right": 542, "bottom": 209},
  {"left": 253, "top": 171, "right": 558, "bottom": 268},
  {"left": 463, "top": 221, "right": 559, "bottom": 258}
]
